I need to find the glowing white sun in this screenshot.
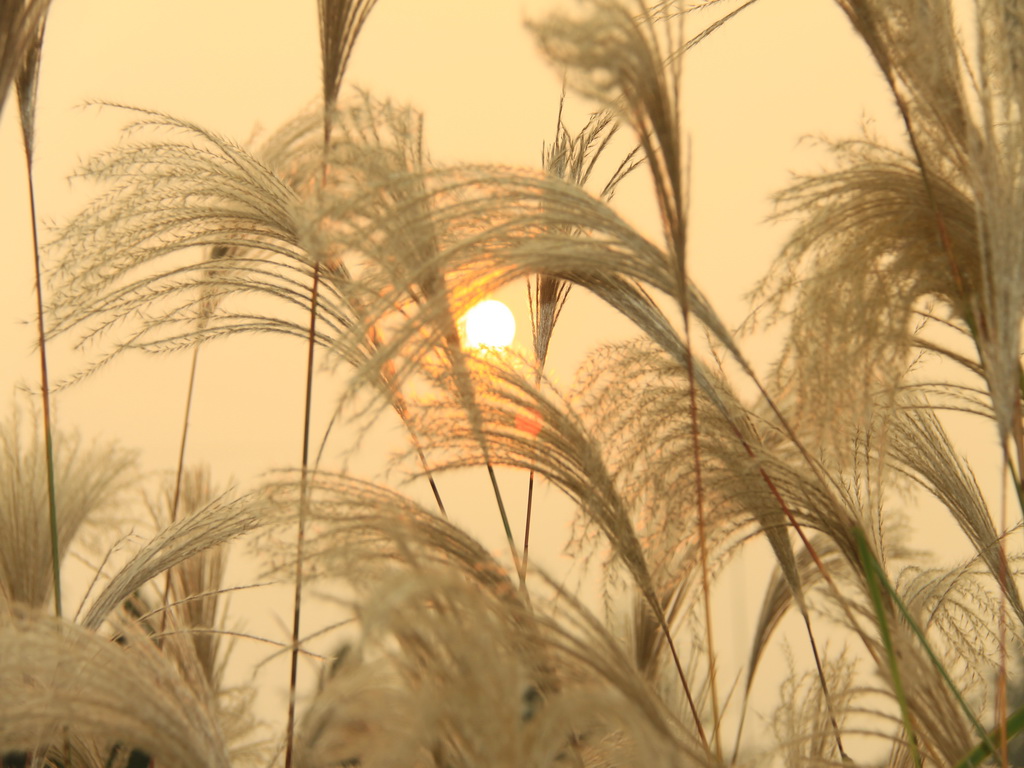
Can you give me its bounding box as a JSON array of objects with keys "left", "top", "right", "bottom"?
[{"left": 462, "top": 299, "right": 516, "bottom": 349}]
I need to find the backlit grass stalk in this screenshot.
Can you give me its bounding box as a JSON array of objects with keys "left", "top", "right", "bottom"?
[
  {"left": 284, "top": 104, "right": 331, "bottom": 768},
  {"left": 284, "top": 262, "right": 320, "bottom": 768},
  {"left": 736, "top": 378, "right": 856, "bottom": 762},
  {"left": 619, "top": 5, "right": 721, "bottom": 751},
  {"left": 857, "top": 527, "right": 993, "bottom": 750},
  {"left": 287, "top": 4, "right": 377, "bottom": 764},
  {"left": 16, "top": 8, "right": 59, "bottom": 618},
  {"left": 25, "top": 146, "right": 59, "bottom": 619},
  {"left": 530, "top": 4, "right": 717, "bottom": 740},
  {"left": 998, "top": 466, "right": 1010, "bottom": 768},
  {"left": 170, "top": 346, "right": 202, "bottom": 523},
  {"left": 381, "top": 377, "right": 450, "bottom": 518},
  {"left": 487, "top": 462, "right": 525, "bottom": 582},
  {"left": 522, "top": 274, "right": 566, "bottom": 589},
  {"left": 523, "top": 102, "right": 640, "bottom": 585},
  {"left": 159, "top": 243, "right": 237, "bottom": 646},
  {"left": 633, "top": 6, "right": 723, "bottom": 750},
  {"left": 157, "top": 343, "right": 202, "bottom": 636},
  {"left": 835, "top": 10, "right": 1024, "bottom": 753},
  {"left": 856, "top": 527, "right": 922, "bottom": 768}
]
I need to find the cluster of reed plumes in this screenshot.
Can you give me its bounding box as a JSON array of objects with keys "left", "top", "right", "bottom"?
[{"left": 4, "top": 0, "right": 1024, "bottom": 766}]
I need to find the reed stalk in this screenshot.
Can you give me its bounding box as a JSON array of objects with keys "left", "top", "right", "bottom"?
[{"left": 17, "top": 10, "right": 59, "bottom": 619}]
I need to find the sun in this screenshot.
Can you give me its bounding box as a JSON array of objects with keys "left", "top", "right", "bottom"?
[{"left": 462, "top": 299, "right": 516, "bottom": 349}]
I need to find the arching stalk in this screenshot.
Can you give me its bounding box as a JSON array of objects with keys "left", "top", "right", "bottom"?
[
  {"left": 17, "top": 11, "right": 58, "bottom": 619},
  {"left": 25, "top": 137, "right": 59, "bottom": 619}
]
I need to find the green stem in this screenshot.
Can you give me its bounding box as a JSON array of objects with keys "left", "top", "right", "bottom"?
[
  {"left": 857, "top": 527, "right": 994, "bottom": 747},
  {"left": 956, "top": 706, "right": 1024, "bottom": 768},
  {"left": 855, "top": 528, "right": 922, "bottom": 768}
]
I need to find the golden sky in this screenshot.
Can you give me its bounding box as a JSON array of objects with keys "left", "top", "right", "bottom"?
[
  {"left": 0, "top": 0, "right": 896, "bottom": 482},
  {"left": 0, "top": 0, "right": 934, "bottom": 739},
  {"left": 0, "top": 0, "right": 906, "bottom": 643}
]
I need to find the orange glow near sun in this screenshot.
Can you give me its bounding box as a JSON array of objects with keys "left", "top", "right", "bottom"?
[{"left": 462, "top": 299, "right": 516, "bottom": 349}]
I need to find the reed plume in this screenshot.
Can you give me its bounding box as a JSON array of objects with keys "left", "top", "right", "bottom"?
[
  {"left": 0, "top": 0, "right": 49, "bottom": 120},
  {"left": 0, "top": 410, "right": 135, "bottom": 610},
  {"left": 0, "top": 609, "right": 232, "bottom": 768}
]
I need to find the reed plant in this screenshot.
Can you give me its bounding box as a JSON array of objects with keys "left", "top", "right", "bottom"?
[{"left": 3, "top": 1, "right": 1024, "bottom": 767}]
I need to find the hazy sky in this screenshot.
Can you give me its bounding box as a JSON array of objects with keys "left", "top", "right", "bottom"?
[
  {"left": 0, "top": 0, "right": 896, "bottom": 482},
  {"left": 0, "top": 0, "right": 904, "bottom": 636},
  {"left": 0, "top": 0, "right": 916, "bottom": 738}
]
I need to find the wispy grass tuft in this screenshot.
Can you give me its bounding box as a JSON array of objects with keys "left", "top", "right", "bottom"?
[
  {"left": 0, "top": 609, "right": 233, "bottom": 768},
  {"left": 0, "top": 409, "right": 135, "bottom": 610}
]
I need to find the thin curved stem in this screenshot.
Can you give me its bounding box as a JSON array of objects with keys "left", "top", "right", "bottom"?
[
  {"left": 158, "top": 343, "right": 203, "bottom": 641},
  {"left": 170, "top": 344, "right": 201, "bottom": 522},
  {"left": 285, "top": 261, "right": 321, "bottom": 768},
  {"left": 24, "top": 117, "right": 60, "bottom": 619},
  {"left": 681, "top": 311, "right": 721, "bottom": 759}
]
